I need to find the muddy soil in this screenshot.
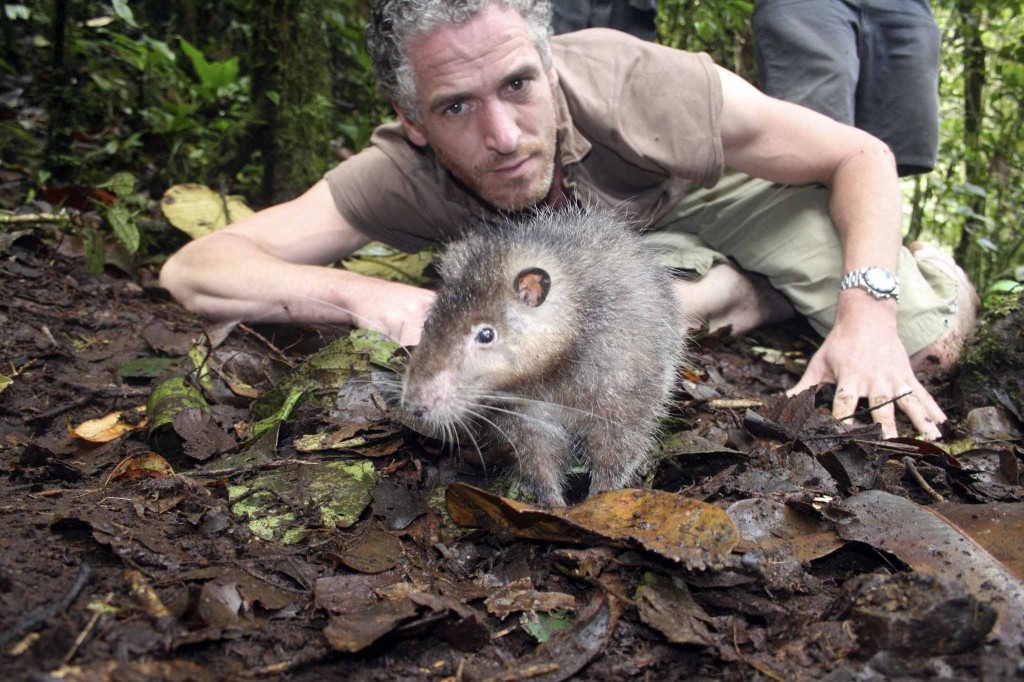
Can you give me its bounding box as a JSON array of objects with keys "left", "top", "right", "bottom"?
[{"left": 1, "top": 233, "right": 1022, "bottom": 681}]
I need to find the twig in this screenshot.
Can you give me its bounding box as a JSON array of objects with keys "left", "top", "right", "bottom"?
[
  {"left": 238, "top": 323, "right": 293, "bottom": 365},
  {"left": 902, "top": 456, "right": 946, "bottom": 502},
  {"left": 62, "top": 591, "right": 112, "bottom": 664},
  {"left": 0, "top": 564, "right": 94, "bottom": 647},
  {"left": 838, "top": 390, "right": 914, "bottom": 422},
  {"left": 0, "top": 211, "right": 69, "bottom": 226},
  {"left": 184, "top": 458, "right": 320, "bottom": 479}
]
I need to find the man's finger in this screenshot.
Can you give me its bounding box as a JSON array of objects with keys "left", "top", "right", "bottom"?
[
  {"left": 896, "top": 389, "right": 943, "bottom": 440},
  {"left": 869, "top": 394, "right": 898, "bottom": 439},
  {"left": 831, "top": 384, "right": 860, "bottom": 424},
  {"left": 787, "top": 354, "right": 828, "bottom": 397}
]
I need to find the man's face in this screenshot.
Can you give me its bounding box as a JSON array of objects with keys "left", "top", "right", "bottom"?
[{"left": 398, "top": 4, "right": 559, "bottom": 212}]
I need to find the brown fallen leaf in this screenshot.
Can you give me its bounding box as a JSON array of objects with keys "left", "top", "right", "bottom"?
[
  {"left": 71, "top": 405, "right": 147, "bottom": 443},
  {"left": 839, "top": 490, "right": 1024, "bottom": 649},
  {"left": 106, "top": 452, "right": 175, "bottom": 484},
  {"left": 485, "top": 583, "right": 576, "bottom": 619},
  {"left": 334, "top": 529, "right": 404, "bottom": 574},
  {"left": 322, "top": 598, "right": 417, "bottom": 653},
  {"left": 446, "top": 484, "right": 738, "bottom": 570},
  {"left": 635, "top": 572, "right": 715, "bottom": 646}
]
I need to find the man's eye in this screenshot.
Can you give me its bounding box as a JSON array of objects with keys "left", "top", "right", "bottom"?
[
  {"left": 508, "top": 78, "right": 528, "bottom": 92},
  {"left": 447, "top": 102, "right": 464, "bottom": 115}
]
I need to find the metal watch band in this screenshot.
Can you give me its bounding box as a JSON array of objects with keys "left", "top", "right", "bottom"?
[{"left": 840, "top": 267, "right": 900, "bottom": 301}]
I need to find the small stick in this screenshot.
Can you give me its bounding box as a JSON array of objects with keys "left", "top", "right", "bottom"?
[
  {"left": 238, "top": 323, "right": 293, "bottom": 365},
  {"left": 62, "top": 591, "right": 113, "bottom": 664},
  {"left": 902, "top": 456, "right": 946, "bottom": 502},
  {"left": 184, "top": 458, "right": 320, "bottom": 479}
]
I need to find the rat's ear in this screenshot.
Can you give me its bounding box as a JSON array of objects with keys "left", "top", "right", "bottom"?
[{"left": 514, "top": 268, "right": 551, "bottom": 307}]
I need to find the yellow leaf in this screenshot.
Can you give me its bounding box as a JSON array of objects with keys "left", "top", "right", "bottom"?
[
  {"left": 160, "top": 183, "right": 255, "bottom": 239},
  {"left": 72, "top": 406, "right": 148, "bottom": 443}
]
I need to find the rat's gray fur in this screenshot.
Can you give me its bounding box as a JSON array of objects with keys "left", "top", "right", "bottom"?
[{"left": 401, "top": 206, "right": 684, "bottom": 507}]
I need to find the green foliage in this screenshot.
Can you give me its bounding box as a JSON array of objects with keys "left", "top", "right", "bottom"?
[{"left": 657, "top": 0, "right": 756, "bottom": 76}]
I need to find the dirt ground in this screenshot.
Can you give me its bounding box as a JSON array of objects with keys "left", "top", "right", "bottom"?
[{"left": 1, "top": 229, "right": 1022, "bottom": 681}]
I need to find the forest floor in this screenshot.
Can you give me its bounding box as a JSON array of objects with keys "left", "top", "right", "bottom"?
[{"left": 1, "top": 212, "right": 1023, "bottom": 681}]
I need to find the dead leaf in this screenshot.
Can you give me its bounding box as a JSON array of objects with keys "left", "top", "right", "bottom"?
[
  {"left": 727, "top": 498, "right": 843, "bottom": 562},
  {"left": 160, "top": 183, "right": 255, "bottom": 239},
  {"left": 323, "top": 598, "right": 418, "bottom": 653},
  {"left": 335, "top": 529, "right": 404, "bottom": 574},
  {"left": 635, "top": 572, "right": 714, "bottom": 646},
  {"left": 839, "top": 490, "right": 1024, "bottom": 649},
  {"left": 485, "top": 581, "right": 576, "bottom": 619},
  {"left": 106, "top": 452, "right": 175, "bottom": 484},
  {"left": 71, "top": 405, "right": 147, "bottom": 443},
  {"left": 446, "top": 484, "right": 738, "bottom": 570},
  {"left": 467, "top": 596, "right": 619, "bottom": 682}
]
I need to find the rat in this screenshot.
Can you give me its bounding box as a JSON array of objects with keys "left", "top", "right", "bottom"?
[{"left": 399, "top": 205, "right": 684, "bottom": 507}]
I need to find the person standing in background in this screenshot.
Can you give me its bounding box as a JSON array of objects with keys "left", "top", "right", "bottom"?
[
  {"left": 753, "top": 0, "right": 941, "bottom": 176},
  {"left": 550, "top": 0, "right": 657, "bottom": 40}
]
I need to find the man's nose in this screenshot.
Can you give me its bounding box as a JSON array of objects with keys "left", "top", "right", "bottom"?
[{"left": 481, "top": 102, "right": 520, "bottom": 155}]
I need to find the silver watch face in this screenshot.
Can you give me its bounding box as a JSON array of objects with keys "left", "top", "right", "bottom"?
[{"left": 863, "top": 267, "right": 897, "bottom": 294}]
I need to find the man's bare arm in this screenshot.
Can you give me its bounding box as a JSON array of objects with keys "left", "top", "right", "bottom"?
[
  {"left": 159, "top": 179, "right": 435, "bottom": 346},
  {"left": 715, "top": 67, "right": 946, "bottom": 439}
]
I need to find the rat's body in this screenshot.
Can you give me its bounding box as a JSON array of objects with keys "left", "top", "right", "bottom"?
[{"left": 401, "top": 206, "right": 684, "bottom": 507}]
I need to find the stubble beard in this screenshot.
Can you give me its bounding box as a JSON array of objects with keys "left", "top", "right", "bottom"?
[{"left": 437, "top": 125, "right": 558, "bottom": 213}]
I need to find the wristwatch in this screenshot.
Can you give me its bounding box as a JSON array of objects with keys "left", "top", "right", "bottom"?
[{"left": 840, "top": 267, "right": 900, "bottom": 301}]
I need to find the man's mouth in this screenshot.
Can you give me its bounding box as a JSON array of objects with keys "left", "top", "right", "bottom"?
[{"left": 491, "top": 155, "right": 534, "bottom": 178}]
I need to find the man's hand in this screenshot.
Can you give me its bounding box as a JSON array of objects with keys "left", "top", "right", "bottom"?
[
  {"left": 787, "top": 299, "right": 946, "bottom": 440},
  {"left": 347, "top": 280, "right": 435, "bottom": 347}
]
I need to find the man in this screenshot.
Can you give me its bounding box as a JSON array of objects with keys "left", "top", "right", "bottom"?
[{"left": 160, "top": 0, "right": 975, "bottom": 441}]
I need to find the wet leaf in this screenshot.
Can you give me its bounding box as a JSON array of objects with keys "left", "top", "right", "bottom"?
[
  {"left": 522, "top": 610, "right": 575, "bottom": 643},
  {"left": 71, "top": 405, "right": 148, "bottom": 443},
  {"left": 0, "top": 373, "right": 12, "bottom": 395},
  {"left": 927, "top": 501, "right": 1024, "bottom": 582},
  {"left": 147, "top": 376, "right": 210, "bottom": 433},
  {"left": 336, "top": 529, "right": 404, "bottom": 574},
  {"left": 342, "top": 242, "right": 434, "bottom": 286},
  {"left": 727, "top": 498, "right": 843, "bottom": 562},
  {"left": 106, "top": 452, "right": 175, "bottom": 484},
  {"left": 446, "top": 484, "right": 738, "bottom": 569},
  {"left": 323, "top": 598, "right": 418, "bottom": 653},
  {"left": 839, "top": 490, "right": 1024, "bottom": 649},
  {"left": 229, "top": 460, "right": 375, "bottom": 543},
  {"left": 373, "top": 477, "right": 430, "bottom": 530},
  {"left": 636, "top": 572, "right": 714, "bottom": 646},
  {"left": 250, "top": 333, "right": 400, "bottom": 436},
  {"left": 160, "top": 183, "right": 255, "bottom": 239},
  {"left": 141, "top": 320, "right": 196, "bottom": 356},
  {"left": 117, "top": 356, "right": 183, "bottom": 379},
  {"left": 469, "top": 597, "right": 619, "bottom": 682},
  {"left": 314, "top": 570, "right": 405, "bottom": 614},
  {"left": 171, "top": 408, "right": 236, "bottom": 461},
  {"left": 485, "top": 578, "right": 576, "bottom": 620}
]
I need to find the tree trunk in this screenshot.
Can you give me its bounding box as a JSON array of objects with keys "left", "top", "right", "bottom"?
[
  {"left": 44, "top": 0, "right": 75, "bottom": 183},
  {"left": 953, "top": 2, "right": 987, "bottom": 273},
  {"left": 247, "top": 0, "right": 335, "bottom": 205}
]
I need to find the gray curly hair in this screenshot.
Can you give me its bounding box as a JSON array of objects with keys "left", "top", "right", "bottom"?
[{"left": 366, "top": 0, "right": 554, "bottom": 122}]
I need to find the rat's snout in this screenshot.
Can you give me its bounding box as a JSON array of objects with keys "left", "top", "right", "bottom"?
[{"left": 401, "top": 369, "right": 461, "bottom": 422}]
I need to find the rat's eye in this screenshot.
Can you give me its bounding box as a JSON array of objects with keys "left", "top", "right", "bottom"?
[{"left": 474, "top": 327, "right": 496, "bottom": 345}]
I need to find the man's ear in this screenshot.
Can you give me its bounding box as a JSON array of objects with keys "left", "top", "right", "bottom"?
[{"left": 395, "top": 102, "right": 428, "bottom": 146}]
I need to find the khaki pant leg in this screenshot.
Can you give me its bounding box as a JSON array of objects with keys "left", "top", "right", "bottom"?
[{"left": 647, "top": 171, "right": 961, "bottom": 355}]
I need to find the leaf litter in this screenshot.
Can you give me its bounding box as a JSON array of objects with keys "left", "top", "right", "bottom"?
[{"left": 0, "top": 235, "right": 1023, "bottom": 680}]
